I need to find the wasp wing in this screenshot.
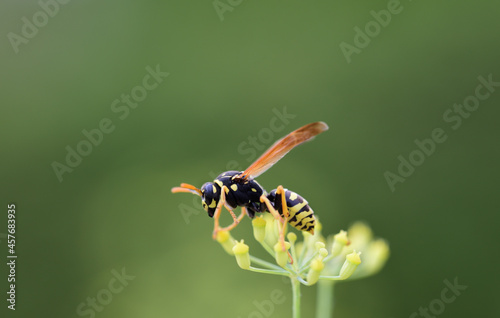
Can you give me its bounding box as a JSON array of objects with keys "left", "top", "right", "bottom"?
[{"left": 240, "top": 121, "right": 329, "bottom": 180}]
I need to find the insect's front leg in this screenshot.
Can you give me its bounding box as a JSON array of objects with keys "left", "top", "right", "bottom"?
[
  {"left": 212, "top": 186, "right": 227, "bottom": 239},
  {"left": 224, "top": 202, "right": 239, "bottom": 224},
  {"left": 220, "top": 207, "right": 248, "bottom": 232},
  {"left": 212, "top": 186, "right": 240, "bottom": 239}
]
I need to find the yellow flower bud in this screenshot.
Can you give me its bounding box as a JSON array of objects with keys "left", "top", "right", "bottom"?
[
  {"left": 339, "top": 250, "right": 362, "bottom": 280},
  {"left": 315, "top": 220, "right": 322, "bottom": 234},
  {"left": 363, "top": 239, "right": 390, "bottom": 274},
  {"left": 274, "top": 242, "right": 291, "bottom": 268},
  {"left": 302, "top": 231, "right": 313, "bottom": 241},
  {"left": 315, "top": 242, "right": 326, "bottom": 250},
  {"left": 307, "top": 258, "right": 325, "bottom": 285},
  {"left": 232, "top": 240, "right": 251, "bottom": 270},
  {"left": 331, "top": 230, "right": 349, "bottom": 257},
  {"left": 217, "top": 230, "right": 236, "bottom": 255},
  {"left": 287, "top": 232, "right": 297, "bottom": 244},
  {"left": 264, "top": 214, "right": 279, "bottom": 246},
  {"left": 252, "top": 217, "right": 267, "bottom": 243},
  {"left": 294, "top": 241, "right": 304, "bottom": 257},
  {"left": 348, "top": 222, "right": 372, "bottom": 250},
  {"left": 346, "top": 251, "right": 362, "bottom": 264},
  {"left": 319, "top": 248, "right": 329, "bottom": 259},
  {"left": 301, "top": 230, "right": 316, "bottom": 252}
]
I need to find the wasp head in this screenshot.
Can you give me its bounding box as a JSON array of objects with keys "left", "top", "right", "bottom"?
[
  {"left": 200, "top": 182, "right": 221, "bottom": 217},
  {"left": 171, "top": 182, "right": 220, "bottom": 217}
]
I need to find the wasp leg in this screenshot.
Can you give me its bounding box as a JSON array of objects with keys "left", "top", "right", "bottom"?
[
  {"left": 276, "top": 185, "right": 295, "bottom": 264},
  {"left": 213, "top": 186, "right": 240, "bottom": 239},
  {"left": 260, "top": 195, "right": 287, "bottom": 252},
  {"left": 220, "top": 207, "right": 247, "bottom": 232},
  {"left": 276, "top": 185, "right": 289, "bottom": 219},
  {"left": 225, "top": 203, "right": 239, "bottom": 224},
  {"left": 212, "top": 186, "right": 227, "bottom": 239}
]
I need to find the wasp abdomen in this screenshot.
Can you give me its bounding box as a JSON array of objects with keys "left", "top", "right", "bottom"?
[{"left": 268, "top": 189, "right": 316, "bottom": 234}]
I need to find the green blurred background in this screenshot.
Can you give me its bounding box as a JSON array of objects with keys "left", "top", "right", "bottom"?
[{"left": 1, "top": 1, "right": 499, "bottom": 317}]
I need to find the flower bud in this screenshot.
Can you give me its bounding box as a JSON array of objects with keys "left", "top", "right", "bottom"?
[
  {"left": 264, "top": 214, "right": 279, "bottom": 246},
  {"left": 274, "top": 242, "right": 291, "bottom": 267},
  {"left": 252, "top": 217, "right": 267, "bottom": 243},
  {"left": 315, "top": 242, "right": 326, "bottom": 250},
  {"left": 294, "top": 241, "right": 304, "bottom": 257},
  {"left": 319, "top": 248, "right": 329, "bottom": 259},
  {"left": 339, "top": 250, "right": 361, "bottom": 280},
  {"left": 217, "top": 230, "right": 235, "bottom": 255},
  {"left": 314, "top": 220, "right": 322, "bottom": 235},
  {"left": 348, "top": 222, "right": 372, "bottom": 250},
  {"left": 302, "top": 229, "right": 312, "bottom": 238},
  {"left": 363, "top": 239, "right": 390, "bottom": 274},
  {"left": 302, "top": 230, "right": 315, "bottom": 252},
  {"left": 331, "top": 230, "right": 349, "bottom": 257},
  {"left": 306, "top": 258, "right": 325, "bottom": 285},
  {"left": 287, "top": 232, "right": 297, "bottom": 244},
  {"left": 232, "top": 240, "right": 251, "bottom": 270}
]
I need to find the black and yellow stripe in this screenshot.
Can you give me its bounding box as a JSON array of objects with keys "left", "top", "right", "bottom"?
[{"left": 268, "top": 189, "right": 316, "bottom": 234}]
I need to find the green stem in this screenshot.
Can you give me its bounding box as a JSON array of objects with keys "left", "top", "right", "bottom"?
[
  {"left": 296, "top": 276, "right": 309, "bottom": 285},
  {"left": 249, "top": 255, "right": 282, "bottom": 271},
  {"left": 259, "top": 241, "right": 276, "bottom": 257},
  {"left": 248, "top": 267, "right": 289, "bottom": 276},
  {"left": 291, "top": 276, "right": 301, "bottom": 318},
  {"left": 315, "top": 280, "right": 335, "bottom": 318},
  {"left": 299, "top": 250, "right": 320, "bottom": 271},
  {"left": 289, "top": 239, "right": 300, "bottom": 272}
]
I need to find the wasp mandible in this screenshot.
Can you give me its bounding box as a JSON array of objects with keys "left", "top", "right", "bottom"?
[{"left": 172, "top": 121, "right": 329, "bottom": 251}]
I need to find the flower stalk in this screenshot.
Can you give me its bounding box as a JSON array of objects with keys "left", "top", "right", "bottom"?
[
  {"left": 291, "top": 276, "right": 301, "bottom": 318},
  {"left": 315, "top": 280, "right": 335, "bottom": 318}
]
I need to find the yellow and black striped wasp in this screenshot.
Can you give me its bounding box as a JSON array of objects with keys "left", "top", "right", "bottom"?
[{"left": 172, "top": 122, "right": 329, "bottom": 251}]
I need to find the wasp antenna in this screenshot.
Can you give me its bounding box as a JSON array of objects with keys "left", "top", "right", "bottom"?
[{"left": 171, "top": 183, "right": 202, "bottom": 196}]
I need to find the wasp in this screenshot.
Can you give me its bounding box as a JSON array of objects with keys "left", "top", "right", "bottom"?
[{"left": 172, "top": 122, "right": 329, "bottom": 251}]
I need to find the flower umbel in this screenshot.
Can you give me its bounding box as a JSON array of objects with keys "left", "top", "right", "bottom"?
[
  {"left": 216, "top": 213, "right": 390, "bottom": 318},
  {"left": 217, "top": 213, "right": 389, "bottom": 284},
  {"left": 321, "top": 221, "right": 390, "bottom": 280}
]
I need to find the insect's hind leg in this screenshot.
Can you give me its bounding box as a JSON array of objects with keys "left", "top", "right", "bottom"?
[
  {"left": 260, "top": 194, "right": 287, "bottom": 252},
  {"left": 276, "top": 185, "right": 289, "bottom": 219}
]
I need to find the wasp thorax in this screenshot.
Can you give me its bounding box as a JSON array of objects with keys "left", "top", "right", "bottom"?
[{"left": 201, "top": 182, "right": 220, "bottom": 217}]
